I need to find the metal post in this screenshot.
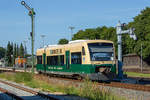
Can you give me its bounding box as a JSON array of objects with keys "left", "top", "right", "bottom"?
[
  {"left": 117, "top": 22, "right": 122, "bottom": 62},
  {"left": 116, "top": 21, "right": 123, "bottom": 79},
  {"left": 41, "top": 35, "right": 46, "bottom": 47},
  {"left": 116, "top": 21, "right": 137, "bottom": 79},
  {"left": 23, "top": 41, "right": 27, "bottom": 72},
  {"left": 12, "top": 48, "right": 15, "bottom": 70},
  {"left": 69, "top": 26, "right": 75, "bottom": 40},
  {"left": 21, "top": 1, "right": 35, "bottom": 73},
  {"left": 23, "top": 40, "right": 27, "bottom": 56},
  {"left": 31, "top": 8, "right": 35, "bottom": 73},
  {"left": 141, "top": 43, "right": 143, "bottom": 72}
]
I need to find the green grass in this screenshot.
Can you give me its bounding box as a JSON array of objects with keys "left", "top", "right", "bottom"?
[
  {"left": 0, "top": 72, "right": 15, "bottom": 81},
  {"left": 125, "top": 72, "right": 150, "bottom": 78},
  {"left": 0, "top": 72, "right": 125, "bottom": 100},
  {"left": 14, "top": 72, "right": 33, "bottom": 83}
]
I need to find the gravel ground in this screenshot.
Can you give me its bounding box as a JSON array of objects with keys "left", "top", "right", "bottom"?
[
  {"left": 0, "top": 80, "right": 49, "bottom": 100},
  {"left": 0, "top": 79, "right": 88, "bottom": 100}
]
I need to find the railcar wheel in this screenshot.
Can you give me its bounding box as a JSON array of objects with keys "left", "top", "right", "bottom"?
[
  {"left": 73, "top": 74, "right": 83, "bottom": 80},
  {"left": 38, "top": 71, "right": 42, "bottom": 74}
]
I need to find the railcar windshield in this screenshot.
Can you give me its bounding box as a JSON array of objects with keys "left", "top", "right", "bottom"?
[{"left": 88, "top": 43, "right": 114, "bottom": 61}]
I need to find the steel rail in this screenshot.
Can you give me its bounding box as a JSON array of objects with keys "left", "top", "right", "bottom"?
[{"left": 0, "top": 80, "right": 59, "bottom": 100}]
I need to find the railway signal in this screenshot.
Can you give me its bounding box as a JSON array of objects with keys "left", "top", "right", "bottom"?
[
  {"left": 116, "top": 21, "right": 137, "bottom": 79},
  {"left": 21, "top": 1, "right": 36, "bottom": 73}
]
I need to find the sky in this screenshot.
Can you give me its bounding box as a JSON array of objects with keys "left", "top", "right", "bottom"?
[{"left": 0, "top": 0, "right": 150, "bottom": 54}]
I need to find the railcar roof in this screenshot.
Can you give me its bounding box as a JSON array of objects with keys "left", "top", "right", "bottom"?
[
  {"left": 37, "top": 39, "right": 113, "bottom": 51},
  {"left": 69, "top": 40, "right": 113, "bottom": 44}
]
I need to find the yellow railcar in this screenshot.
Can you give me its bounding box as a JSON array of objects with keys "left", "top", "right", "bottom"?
[{"left": 36, "top": 40, "right": 116, "bottom": 81}]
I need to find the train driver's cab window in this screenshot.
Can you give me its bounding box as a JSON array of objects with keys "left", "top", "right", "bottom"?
[
  {"left": 37, "top": 56, "right": 42, "bottom": 64},
  {"left": 71, "top": 52, "right": 82, "bottom": 64},
  {"left": 88, "top": 43, "right": 114, "bottom": 61}
]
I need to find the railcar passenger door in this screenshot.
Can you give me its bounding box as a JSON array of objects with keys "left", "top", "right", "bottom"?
[
  {"left": 42, "top": 53, "right": 46, "bottom": 72},
  {"left": 65, "top": 51, "right": 70, "bottom": 69}
]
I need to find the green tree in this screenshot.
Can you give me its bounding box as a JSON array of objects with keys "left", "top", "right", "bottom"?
[
  {"left": 58, "top": 38, "right": 69, "bottom": 44},
  {"left": 14, "top": 43, "right": 17, "bottom": 58},
  {"left": 128, "top": 7, "right": 150, "bottom": 62},
  {"left": 19, "top": 43, "right": 24, "bottom": 57},
  {"left": 6, "top": 41, "right": 13, "bottom": 66},
  {"left": 72, "top": 28, "right": 100, "bottom": 40},
  {"left": 16, "top": 44, "right": 19, "bottom": 58},
  {"left": 72, "top": 26, "right": 116, "bottom": 41},
  {"left": 0, "top": 47, "right": 6, "bottom": 59}
]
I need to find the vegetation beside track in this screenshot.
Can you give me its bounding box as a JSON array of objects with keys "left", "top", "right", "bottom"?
[
  {"left": 125, "top": 72, "right": 150, "bottom": 78},
  {"left": 0, "top": 72, "right": 125, "bottom": 100}
]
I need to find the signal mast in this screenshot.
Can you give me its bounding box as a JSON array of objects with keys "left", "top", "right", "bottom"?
[
  {"left": 116, "top": 21, "right": 137, "bottom": 79},
  {"left": 21, "top": 1, "right": 36, "bottom": 73}
]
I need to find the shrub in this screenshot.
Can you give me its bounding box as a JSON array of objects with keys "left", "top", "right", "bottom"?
[{"left": 79, "top": 79, "right": 125, "bottom": 100}]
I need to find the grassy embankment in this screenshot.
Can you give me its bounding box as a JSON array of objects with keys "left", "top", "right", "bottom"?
[
  {"left": 0, "top": 72, "right": 125, "bottom": 100},
  {"left": 125, "top": 72, "right": 150, "bottom": 78}
]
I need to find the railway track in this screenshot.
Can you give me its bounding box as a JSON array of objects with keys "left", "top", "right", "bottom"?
[
  {"left": 0, "top": 79, "right": 59, "bottom": 100},
  {"left": 1, "top": 67, "right": 150, "bottom": 93},
  {"left": 98, "top": 82, "right": 150, "bottom": 92}
]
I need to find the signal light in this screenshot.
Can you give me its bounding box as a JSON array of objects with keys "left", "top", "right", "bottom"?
[
  {"left": 30, "top": 32, "right": 32, "bottom": 37},
  {"left": 28, "top": 11, "right": 32, "bottom": 16},
  {"left": 21, "top": 1, "right": 25, "bottom": 5},
  {"left": 29, "top": 11, "right": 32, "bottom": 14}
]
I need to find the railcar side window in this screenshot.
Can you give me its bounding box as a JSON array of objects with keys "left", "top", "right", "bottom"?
[
  {"left": 71, "top": 52, "right": 82, "bottom": 64},
  {"left": 37, "top": 56, "right": 42, "bottom": 64},
  {"left": 82, "top": 47, "right": 85, "bottom": 55},
  {"left": 47, "top": 56, "right": 58, "bottom": 65},
  {"left": 47, "top": 55, "right": 64, "bottom": 66}
]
